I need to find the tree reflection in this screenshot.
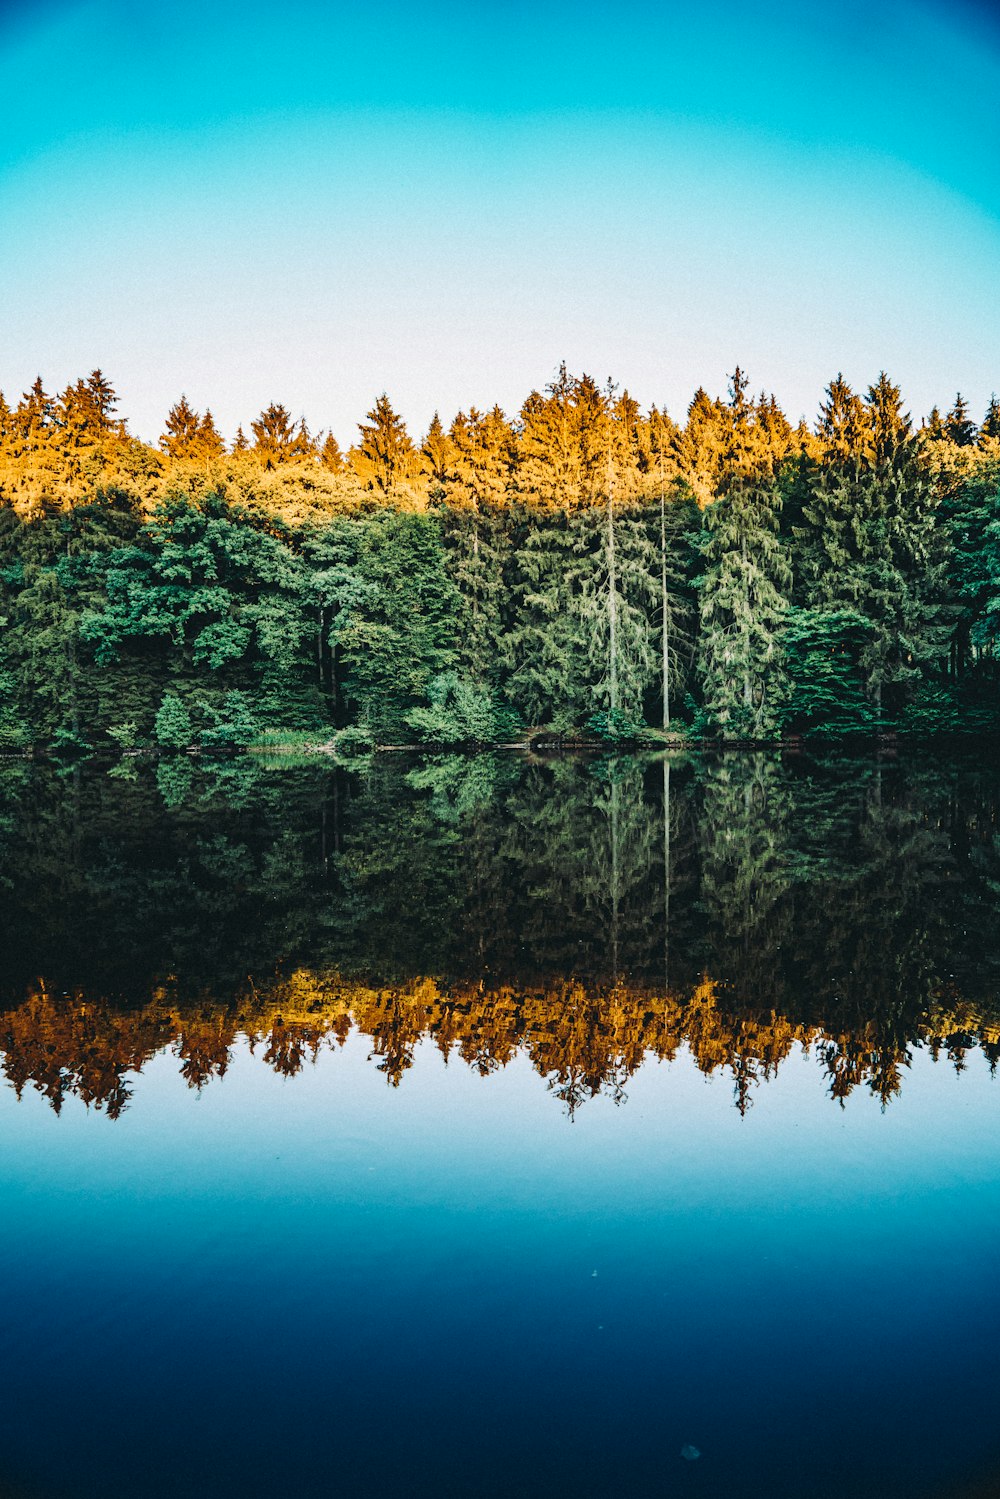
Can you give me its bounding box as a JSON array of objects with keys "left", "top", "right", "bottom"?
[{"left": 0, "top": 748, "right": 998, "bottom": 1115}]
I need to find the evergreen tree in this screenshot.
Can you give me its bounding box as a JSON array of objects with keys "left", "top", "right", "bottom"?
[
  {"left": 924, "top": 406, "right": 946, "bottom": 440},
  {"left": 816, "top": 373, "right": 869, "bottom": 459},
  {"left": 354, "top": 394, "right": 419, "bottom": 497},
  {"left": 699, "top": 458, "right": 791, "bottom": 738},
  {"left": 980, "top": 395, "right": 1000, "bottom": 446},
  {"left": 672, "top": 385, "right": 731, "bottom": 507},
  {"left": 325, "top": 511, "right": 461, "bottom": 738},
  {"left": 798, "top": 376, "right": 951, "bottom": 723},
  {"left": 944, "top": 393, "right": 977, "bottom": 447},
  {"left": 421, "top": 412, "right": 453, "bottom": 496},
  {"left": 319, "top": 432, "right": 345, "bottom": 473},
  {"left": 502, "top": 507, "right": 593, "bottom": 730},
  {"left": 160, "top": 396, "right": 200, "bottom": 458},
  {"left": 251, "top": 403, "right": 312, "bottom": 467}
]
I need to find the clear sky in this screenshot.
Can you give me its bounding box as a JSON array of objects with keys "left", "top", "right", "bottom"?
[{"left": 1, "top": 0, "right": 998, "bottom": 445}]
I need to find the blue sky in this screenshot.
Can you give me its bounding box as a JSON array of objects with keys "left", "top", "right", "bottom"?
[{"left": 1, "top": 0, "right": 998, "bottom": 444}]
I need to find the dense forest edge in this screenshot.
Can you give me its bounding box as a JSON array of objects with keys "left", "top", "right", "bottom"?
[{"left": 1, "top": 364, "right": 998, "bottom": 751}]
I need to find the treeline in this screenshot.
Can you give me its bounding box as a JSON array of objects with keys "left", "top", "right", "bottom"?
[{"left": 1, "top": 365, "right": 998, "bottom": 745}]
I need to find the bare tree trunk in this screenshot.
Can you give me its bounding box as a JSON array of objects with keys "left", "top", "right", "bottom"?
[
  {"left": 660, "top": 487, "right": 670, "bottom": 732},
  {"left": 607, "top": 462, "right": 618, "bottom": 717}
]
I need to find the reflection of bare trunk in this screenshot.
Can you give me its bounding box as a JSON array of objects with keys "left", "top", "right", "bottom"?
[
  {"left": 67, "top": 632, "right": 80, "bottom": 740},
  {"left": 611, "top": 775, "right": 620, "bottom": 982},
  {"left": 663, "top": 756, "right": 671, "bottom": 991}
]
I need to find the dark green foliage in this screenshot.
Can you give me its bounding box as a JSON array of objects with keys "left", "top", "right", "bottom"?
[
  {"left": 781, "top": 608, "right": 876, "bottom": 734},
  {"left": 406, "top": 673, "right": 521, "bottom": 745},
  {"left": 324, "top": 510, "right": 462, "bottom": 739},
  {"left": 699, "top": 463, "right": 791, "bottom": 738}
]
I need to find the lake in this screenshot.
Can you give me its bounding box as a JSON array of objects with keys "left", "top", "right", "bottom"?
[{"left": 0, "top": 747, "right": 997, "bottom": 1498}]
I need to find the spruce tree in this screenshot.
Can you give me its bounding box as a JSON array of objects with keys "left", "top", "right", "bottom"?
[
  {"left": 354, "top": 394, "right": 419, "bottom": 497},
  {"left": 944, "top": 393, "right": 977, "bottom": 448},
  {"left": 698, "top": 456, "right": 791, "bottom": 739},
  {"left": 160, "top": 396, "right": 200, "bottom": 459},
  {"left": 980, "top": 395, "right": 1000, "bottom": 446},
  {"left": 798, "top": 376, "right": 950, "bottom": 723}
]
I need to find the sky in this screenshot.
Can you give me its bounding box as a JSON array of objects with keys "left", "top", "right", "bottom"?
[{"left": 0, "top": 0, "right": 998, "bottom": 445}]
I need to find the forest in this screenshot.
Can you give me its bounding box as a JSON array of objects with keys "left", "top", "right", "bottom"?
[{"left": 0, "top": 365, "right": 998, "bottom": 747}]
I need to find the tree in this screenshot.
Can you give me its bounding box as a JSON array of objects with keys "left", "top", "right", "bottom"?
[
  {"left": 816, "top": 373, "right": 869, "bottom": 459},
  {"left": 698, "top": 458, "right": 791, "bottom": 739},
  {"left": 324, "top": 511, "right": 462, "bottom": 738},
  {"left": 251, "top": 403, "right": 313, "bottom": 467},
  {"left": 980, "top": 395, "right": 1000, "bottom": 446},
  {"left": 944, "top": 393, "right": 977, "bottom": 448},
  {"left": 797, "top": 375, "right": 951, "bottom": 723},
  {"left": 353, "top": 394, "right": 420, "bottom": 497},
  {"left": 319, "top": 432, "right": 344, "bottom": 473},
  {"left": 160, "top": 396, "right": 200, "bottom": 458}
]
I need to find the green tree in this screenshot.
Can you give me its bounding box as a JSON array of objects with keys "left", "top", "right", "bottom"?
[{"left": 698, "top": 457, "right": 791, "bottom": 738}]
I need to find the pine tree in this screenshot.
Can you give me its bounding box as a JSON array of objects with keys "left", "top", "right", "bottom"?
[
  {"left": 517, "top": 364, "right": 607, "bottom": 510},
  {"left": 196, "top": 411, "right": 225, "bottom": 462},
  {"left": 924, "top": 406, "right": 946, "bottom": 440},
  {"left": 501, "top": 507, "right": 593, "bottom": 730},
  {"left": 672, "top": 386, "right": 731, "bottom": 506}
]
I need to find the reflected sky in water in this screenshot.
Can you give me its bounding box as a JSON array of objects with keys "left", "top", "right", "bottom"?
[
  {"left": 0, "top": 751, "right": 998, "bottom": 1496},
  {"left": 0, "top": 1035, "right": 998, "bottom": 1498}
]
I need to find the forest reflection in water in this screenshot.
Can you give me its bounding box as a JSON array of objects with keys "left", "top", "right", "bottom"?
[{"left": 1, "top": 744, "right": 998, "bottom": 1117}]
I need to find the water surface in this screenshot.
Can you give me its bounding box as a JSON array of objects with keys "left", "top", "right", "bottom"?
[{"left": 0, "top": 749, "right": 997, "bottom": 1497}]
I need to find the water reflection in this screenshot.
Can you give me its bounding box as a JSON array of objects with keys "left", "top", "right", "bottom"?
[{"left": 1, "top": 747, "right": 998, "bottom": 1115}]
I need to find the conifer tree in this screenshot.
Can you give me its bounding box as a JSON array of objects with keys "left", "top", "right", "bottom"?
[
  {"left": 196, "top": 411, "right": 225, "bottom": 462},
  {"left": 924, "top": 406, "right": 946, "bottom": 440},
  {"left": 319, "top": 432, "right": 344, "bottom": 473},
  {"left": 798, "top": 376, "right": 950, "bottom": 722},
  {"left": 251, "top": 403, "right": 312, "bottom": 467},
  {"left": 160, "top": 396, "right": 200, "bottom": 458},
  {"left": 672, "top": 386, "right": 731, "bottom": 506},
  {"left": 980, "top": 395, "right": 1000, "bottom": 446},
  {"left": 944, "top": 393, "right": 977, "bottom": 447},
  {"left": 816, "top": 373, "right": 869, "bottom": 458},
  {"left": 502, "top": 508, "right": 593, "bottom": 729},
  {"left": 421, "top": 412, "right": 453, "bottom": 495},
  {"left": 699, "top": 452, "right": 791, "bottom": 739},
  {"left": 354, "top": 394, "right": 419, "bottom": 497}
]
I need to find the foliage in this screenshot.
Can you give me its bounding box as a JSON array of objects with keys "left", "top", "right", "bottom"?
[{"left": 1, "top": 364, "right": 999, "bottom": 745}]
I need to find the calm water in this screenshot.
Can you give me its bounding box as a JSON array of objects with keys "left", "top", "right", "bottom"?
[{"left": 0, "top": 748, "right": 998, "bottom": 1498}]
